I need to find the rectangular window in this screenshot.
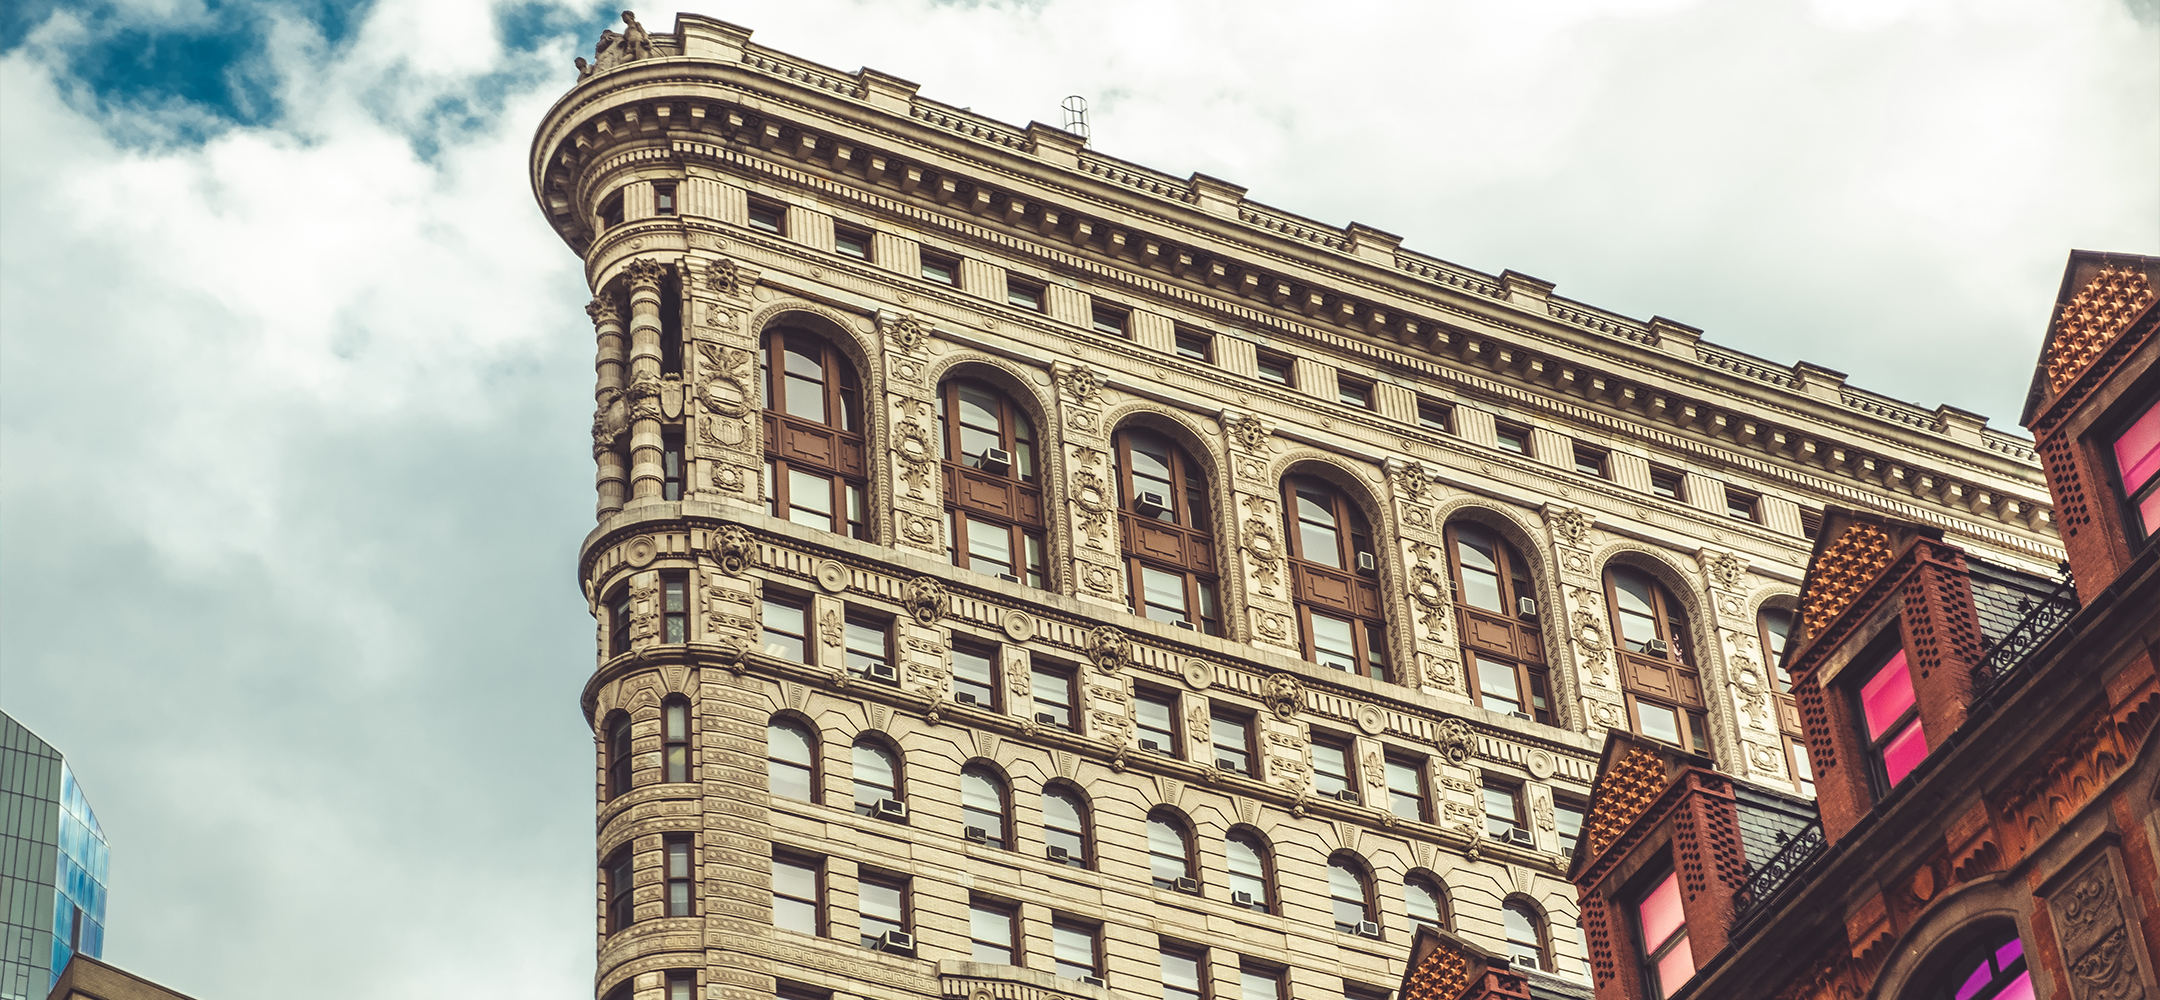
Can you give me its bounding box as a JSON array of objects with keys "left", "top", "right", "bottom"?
[
  {"left": 1650, "top": 466, "right": 1685, "bottom": 501},
  {"left": 1256, "top": 350, "right": 1294, "bottom": 387},
  {"left": 772, "top": 853, "right": 822, "bottom": 935},
  {"left": 760, "top": 600, "right": 812, "bottom": 660},
  {"left": 1239, "top": 962, "right": 1285, "bottom": 1000},
  {"left": 606, "top": 847, "right": 635, "bottom": 933},
  {"left": 835, "top": 226, "right": 872, "bottom": 260},
  {"left": 609, "top": 587, "right": 633, "bottom": 656},
  {"left": 1482, "top": 781, "right": 1525, "bottom": 839},
  {"left": 599, "top": 193, "right": 624, "bottom": 230},
  {"left": 786, "top": 467, "right": 836, "bottom": 531},
  {"left": 1053, "top": 919, "right": 1101, "bottom": 980},
  {"left": 1033, "top": 664, "right": 1076, "bottom": 731},
  {"left": 1337, "top": 376, "right": 1373, "bottom": 410},
  {"left": 761, "top": 596, "right": 808, "bottom": 661},
  {"left": 1092, "top": 304, "right": 1129, "bottom": 337},
  {"left": 1308, "top": 611, "right": 1359, "bottom": 673},
  {"left": 953, "top": 640, "right": 999, "bottom": 709},
  {"left": 2112, "top": 396, "right": 2160, "bottom": 538},
  {"left": 845, "top": 616, "right": 893, "bottom": 682},
  {"left": 748, "top": 199, "right": 786, "bottom": 235},
  {"left": 1496, "top": 421, "right": 1532, "bottom": 456},
  {"left": 665, "top": 835, "right": 694, "bottom": 917},
  {"left": 1789, "top": 738, "right": 1816, "bottom": 796},
  {"left": 654, "top": 182, "right": 676, "bottom": 216},
  {"left": 1008, "top": 277, "right": 1045, "bottom": 312},
  {"left": 1136, "top": 688, "right": 1178, "bottom": 755},
  {"left": 665, "top": 971, "right": 694, "bottom": 1000},
  {"left": 1856, "top": 643, "right": 1926, "bottom": 791},
  {"left": 662, "top": 572, "right": 688, "bottom": 644},
  {"left": 857, "top": 871, "right": 909, "bottom": 950},
  {"left": 1311, "top": 735, "right": 1355, "bottom": 802},
  {"left": 1210, "top": 707, "right": 1253, "bottom": 774},
  {"left": 1574, "top": 445, "right": 1609, "bottom": 478},
  {"left": 1555, "top": 799, "right": 1586, "bottom": 853},
  {"left": 1418, "top": 399, "right": 1453, "bottom": 433},
  {"left": 662, "top": 428, "right": 685, "bottom": 501},
  {"left": 1725, "top": 487, "right": 1759, "bottom": 522},
  {"left": 1386, "top": 755, "right": 1428, "bottom": 822},
  {"left": 970, "top": 898, "right": 1018, "bottom": 965},
  {"left": 1163, "top": 943, "right": 1208, "bottom": 1000},
  {"left": 1175, "top": 328, "right": 1214, "bottom": 363},
  {"left": 921, "top": 251, "right": 959, "bottom": 286},
  {"left": 1635, "top": 868, "right": 1694, "bottom": 999}
]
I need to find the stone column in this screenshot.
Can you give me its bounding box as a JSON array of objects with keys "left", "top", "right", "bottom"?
[
  {"left": 589, "top": 295, "right": 630, "bottom": 519},
  {"left": 625, "top": 259, "right": 669, "bottom": 504},
  {"left": 878, "top": 310, "right": 946, "bottom": 559},
  {"left": 1387, "top": 458, "right": 1467, "bottom": 699},
  {"left": 1222, "top": 410, "right": 1300, "bottom": 656}
]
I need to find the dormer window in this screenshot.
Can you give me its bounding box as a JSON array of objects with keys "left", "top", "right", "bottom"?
[
  {"left": 1855, "top": 638, "right": 1927, "bottom": 792},
  {"left": 1633, "top": 866, "right": 1693, "bottom": 999},
  {"left": 2110, "top": 392, "right": 2160, "bottom": 540}
]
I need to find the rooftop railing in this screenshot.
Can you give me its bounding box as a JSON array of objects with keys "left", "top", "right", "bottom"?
[{"left": 1972, "top": 578, "right": 2079, "bottom": 698}]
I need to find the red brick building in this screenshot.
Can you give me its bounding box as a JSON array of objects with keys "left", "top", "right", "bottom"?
[{"left": 1393, "top": 250, "right": 2160, "bottom": 1000}]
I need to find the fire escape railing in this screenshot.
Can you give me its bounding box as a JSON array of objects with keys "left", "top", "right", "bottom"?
[
  {"left": 1734, "top": 819, "right": 1826, "bottom": 922},
  {"left": 1971, "top": 579, "right": 2079, "bottom": 699}
]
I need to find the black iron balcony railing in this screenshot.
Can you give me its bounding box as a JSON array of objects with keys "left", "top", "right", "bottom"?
[
  {"left": 1972, "top": 579, "right": 2079, "bottom": 698},
  {"left": 1734, "top": 819, "right": 1826, "bottom": 921}
]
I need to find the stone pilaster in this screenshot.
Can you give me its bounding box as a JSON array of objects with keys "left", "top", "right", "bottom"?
[
  {"left": 878, "top": 310, "right": 946, "bottom": 560},
  {"left": 1544, "top": 504, "right": 1625, "bottom": 735},
  {"left": 1053, "top": 361, "right": 1121, "bottom": 607},
  {"left": 688, "top": 256, "right": 764, "bottom": 506},
  {"left": 1222, "top": 409, "right": 1300, "bottom": 656},
  {"left": 1699, "top": 548, "right": 1782, "bottom": 783},
  {"left": 699, "top": 665, "right": 781, "bottom": 1000},
  {"left": 1387, "top": 457, "right": 1466, "bottom": 698}
]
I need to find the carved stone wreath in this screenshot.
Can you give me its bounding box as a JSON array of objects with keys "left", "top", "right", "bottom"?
[
  {"left": 1085, "top": 625, "right": 1130, "bottom": 673},
  {"left": 902, "top": 576, "right": 948, "bottom": 625},
  {"left": 1435, "top": 718, "right": 1475, "bottom": 765},
  {"left": 710, "top": 525, "right": 757, "bottom": 575}
]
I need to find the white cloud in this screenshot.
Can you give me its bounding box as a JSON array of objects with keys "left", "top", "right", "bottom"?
[{"left": 0, "top": 0, "right": 2152, "bottom": 997}]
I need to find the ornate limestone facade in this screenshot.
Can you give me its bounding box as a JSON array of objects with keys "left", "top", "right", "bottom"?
[{"left": 531, "top": 14, "right": 2064, "bottom": 1000}]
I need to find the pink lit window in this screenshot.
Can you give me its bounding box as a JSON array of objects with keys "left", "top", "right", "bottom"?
[
  {"left": 1858, "top": 648, "right": 1927, "bottom": 789},
  {"left": 2113, "top": 399, "right": 2160, "bottom": 537},
  {"left": 1950, "top": 933, "right": 2032, "bottom": 1000},
  {"left": 1635, "top": 870, "right": 1693, "bottom": 999}
]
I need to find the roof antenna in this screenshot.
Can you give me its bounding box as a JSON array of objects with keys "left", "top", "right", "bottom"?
[{"left": 1061, "top": 95, "right": 1090, "bottom": 145}]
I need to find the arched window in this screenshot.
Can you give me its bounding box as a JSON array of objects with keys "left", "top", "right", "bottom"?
[
  {"left": 852, "top": 737, "right": 904, "bottom": 819},
  {"left": 1504, "top": 899, "right": 1550, "bottom": 972},
  {"left": 605, "top": 712, "right": 633, "bottom": 800},
  {"left": 1405, "top": 872, "right": 1450, "bottom": 932},
  {"left": 1115, "top": 427, "right": 1221, "bottom": 635},
  {"left": 767, "top": 717, "right": 818, "bottom": 802},
  {"left": 762, "top": 327, "right": 868, "bottom": 539},
  {"left": 1757, "top": 605, "right": 1811, "bottom": 794},
  {"left": 1224, "top": 829, "right": 1273, "bottom": 913},
  {"left": 941, "top": 379, "right": 1047, "bottom": 587},
  {"left": 662, "top": 697, "right": 692, "bottom": 784},
  {"left": 1446, "top": 520, "right": 1553, "bottom": 724},
  {"left": 1929, "top": 927, "right": 2031, "bottom": 1000},
  {"left": 1146, "top": 809, "right": 1197, "bottom": 890},
  {"left": 1284, "top": 476, "right": 1389, "bottom": 681},
  {"left": 961, "top": 764, "right": 1010, "bottom": 849},
  {"left": 1327, "top": 853, "right": 1377, "bottom": 936},
  {"left": 1042, "top": 783, "right": 1090, "bottom": 868},
  {"left": 1606, "top": 565, "right": 1709, "bottom": 755}
]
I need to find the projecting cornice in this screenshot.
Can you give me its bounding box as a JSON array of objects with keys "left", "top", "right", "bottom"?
[{"left": 530, "top": 13, "right": 2059, "bottom": 560}]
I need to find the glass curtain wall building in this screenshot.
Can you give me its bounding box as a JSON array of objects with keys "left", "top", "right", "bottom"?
[{"left": 1, "top": 711, "right": 109, "bottom": 1000}]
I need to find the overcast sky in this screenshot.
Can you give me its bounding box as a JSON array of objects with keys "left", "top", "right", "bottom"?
[{"left": 0, "top": 0, "right": 2153, "bottom": 997}]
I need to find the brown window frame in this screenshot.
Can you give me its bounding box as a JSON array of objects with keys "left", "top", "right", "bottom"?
[
  {"left": 1326, "top": 852, "right": 1378, "bottom": 935},
  {"left": 661, "top": 572, "right": 688, "bottom": 644},
  {"left": 1042, "top": 782, "right": 1093, "bottom": 868},
  {"left": 1574, "top": 444, "right": 1609, "bottom": 478},
  {"left": 969, "top": 896, "right": 1019, "bottom": 964},
  {"left": 843, "top": 613, "right": 894, "bottom": 683},
  {"left": 1482, "top": 779, "right": 1526, "bottom": 840},
  {"left": 607, "top": 585, "right": 633, "bottom": 657},
  {"left": 1255, "top": 349, "right": 1294, "bottom": 388},
  {"left": 766, "top": 715, "right": 818, "bottom": 802},
  {"left": 662, "top": 696, "right": 691, "bottom": 783},
  {"left": 941, "top": 379, "right": 1047, "bottom": 587},
  {"left": 605, "top": 710, "right": 634, "bottom": 800},
  {"left": 856, "top": 869, "right": 911, "bottom": 950},
  {"left": 1162, "top": 941, "right": 1211, "bottom": 1000},
  {"left": 747, "top": 198, "right": 786, "bottom": 235},
  {"left": 952, "top": 638, "right": 1000, "bottom": 710},
  {"left": 960, "top": 763, "right": 1010, "bottom": 849},
  {"left": 1444, "top": 520, "right": 1554, "bottom": 724},
  {"left": 1031, "top": 661, "right": 1078, "bottom": 732},
  {"left": 1605, "top": 565, "right": 1708, "bottom": 755},
  {"left": 1417, "top": 399, "right": 1453, "bottom": 433},
  {"left": 661, "top": 428, "right": 685, "bottom": 500},
  {"left": 1240, "top": 961, "right": 1287, "bottom": 1000},
  {"left": 1134, "top": 686, "right": 1179, "bottom": 755},
  {"left": 1283, "top": 477, "right": 1389, "bottom": 681},
  {"left": 1495, "top": 421, "right": 1532, "bottom": 456},
  {"left": 1404, "top": 871, "right": 1450, "bottom": 933},
  {"left": 1310, "top": 732, "right": 1355, "bottom": 803},
  {"left": 605, "top": 844, "right": 636, "bottom": 933},
  {"left": 1209, "top": 704, "right": 1255, "bottom": 775},
  {"left": 653, "top": 182, "right": 676, "bottom": 216},
  {"left": 664, "top": 971, "right": 695, "bottom": 1000},
  {"left": 1336, "top": 375, "right": 1373, "bottom": 410},
  {"left": 1006, "top": 275, "right": 1045, "bottom": 312},
  {"left": 599, "top": 192, "right": 624, "bottom": 230},
  {"left": 1385, "top": 752, "right": 1429, "bottom": 823},
  {"left": 1648, "top": 466, "right": 1684, "bottom": 501},
  {"left": 1091, "top": 304, "right": 1129, "bottom": 337},
  {"left": 851, "top": 734, "right": 905, "bottom": 817},
  {"left": 771, "top": 851, "right": 824, "bottom": 935},
  {"left": 1725, "top": 487, "right": 1760, "bottom": 523},
  {"left": 1116, "top": 427, "right": 1221, "bottom": 635},
  {"left": 1052, "top": 917, "right": 1103, "bottom": 981},
  {"left": 920, "top": 250, "right": 959, "bottom": 286},
  {"left": 1224, "top": 827, "right": 1275, "bottom": 913},
  {"left": 1504, "top": 898, "right": 1551, "bottom": 971},
  {"left": 762, "top": 328, "right": 869, "bottom": 540},
  {"left": 834, "top": 225, "right": 873, "bottom": 261},
  {"left": 760, "top": 593, "right": 809, "bottom": 662},
  {"left": 1146, "top": 807, "right": 1199, "bottom": 890},
  {"left": 1174, "top": 327, "right": 1214, "bottom": 363},
  {"left": 664, "top": 834, "right": 695, "bottom": 917}
]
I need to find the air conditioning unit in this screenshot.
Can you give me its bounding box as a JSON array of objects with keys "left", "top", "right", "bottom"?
[
  {"left": 997, "top": 573, "right": 1022, "bottom": 584},
  {"left": 1645, "top": 637, "right": 1671, "bottom": 657},
  {"left": 1511, "top": 956, "right": 1540, "bottom": 970},
  {"left": 1334, "top": 789, "right": 1360, "bottom": 803},
  {"left": 1357, "top": 920, "right": 1382, "bottom": 939},
  {"left": 963, "top": 826, "right": 989, "bottom": 844},
  {"left": 955, "top": 691, "right": 980, "bottom": 706},
  {"left": 1230, "top": 890, "right": 1256, "bottom": 908},
  {"left": 979, "top": 447, "right": 1013, "bottom": 475},
  {"left": 1516, "top": 596, "right": 1538, "bottom": 620},
  {"left": 1047, "top": 845, "right": 1072, "bottom": 863},
  {"left": 1081, "top": 976, "right": 1107, "bottom": 989},
  {"left": 1133, "top": 491, "right": 1170, "bottom": 518},
  {"left": 1488, "top": 828, "right": 1511, "bottom": 841},
  {"left": 1357, "top": 551, "right": 1378, "bottom": 572},
  {"left": 1175, "top": 876, "right": 1200, "bottom": 893},
  {"left": 1508, "top": 828, "right": 1535, "bottom": 847},
  {"left": 1216, "top": 758, "right": 1241, "bottom": 772},
  {"left": 1035, "top": 712, "right": 1060, "bottom": 727},
  {"left": 877, "top": 930, "right": 916, "bottom": 954},
  {"left": 1138, "top": 738, "right": 1164, "bottom": 753},
  {"left": 866, "top": 662, "right": 898, "bottom": 682},
  {"left": 1511, "top": 711, "right": 1534, "bottom": 722},
  {"left": 874, "top": 798, "right": 909, "bottom": 821},
  {"left": 1173, "top": 619, "right": 1196, "bottom": 631}
]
